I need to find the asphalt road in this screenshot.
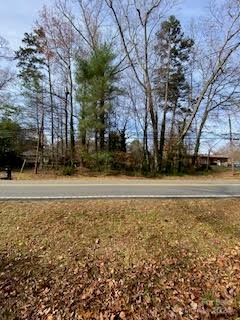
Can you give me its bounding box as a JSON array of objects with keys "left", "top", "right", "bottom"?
[{"left": 0, "top": 179, "right": 240, "bottom": 199}]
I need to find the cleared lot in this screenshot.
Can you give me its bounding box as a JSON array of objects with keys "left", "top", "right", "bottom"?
[{"left": 1, "top": 199, "right": 240, "bottom": 319}]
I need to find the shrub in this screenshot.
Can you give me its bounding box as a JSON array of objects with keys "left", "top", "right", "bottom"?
[{"left": 62, "top": 166, "right": 75, "bottom": 176}]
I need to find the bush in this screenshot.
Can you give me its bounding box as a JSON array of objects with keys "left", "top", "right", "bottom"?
[
  {"left": 62, "top": 166, "right": 75, "bottom": 176},
  {"left": 80, "top": 151, "right": 114, "bottom": 172},
  {"left": 80, "top": 150, "right": 145, "bottom": 174}
]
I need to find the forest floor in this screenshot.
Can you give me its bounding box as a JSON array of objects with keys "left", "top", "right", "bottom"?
[
  {"left": 1, "top": 199, "right": 240, "bottom": 319},
  {"left": 11, "top": 166, "right": 240, "bottom": 181}
]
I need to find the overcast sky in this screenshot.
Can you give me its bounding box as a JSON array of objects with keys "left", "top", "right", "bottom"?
[{"left": 0, "top": 0, "right": 209, "bottom": 49}]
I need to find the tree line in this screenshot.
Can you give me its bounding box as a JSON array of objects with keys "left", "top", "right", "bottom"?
[{"left": 1, "top": 0, "right": 240, "bottom": 175}]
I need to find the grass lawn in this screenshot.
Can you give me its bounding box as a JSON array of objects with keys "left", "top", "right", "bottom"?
[{"left": 1, "top": 199, "right": 240, "bottom": 319}]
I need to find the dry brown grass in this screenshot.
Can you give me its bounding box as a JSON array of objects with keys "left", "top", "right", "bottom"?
[
  {"left": 1, "top": 199, "right": 240, "bottom": 319},
  {"left": 13, "top": 167, "right": 240, "bottom": 181},
  {"left": 1, "top": 199, "right": 240, "bottom": 262}
]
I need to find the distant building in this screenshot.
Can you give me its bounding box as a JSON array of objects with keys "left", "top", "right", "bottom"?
[
  {"left": 190, "top": 154, "right": 229, "bottom": 167},
  {"left": 22, "top": 150, "right": 50, "bottom": 166}
]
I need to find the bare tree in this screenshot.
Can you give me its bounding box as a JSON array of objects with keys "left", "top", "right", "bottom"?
[
  {"left": 193, "top": 66, "right": 240, "bottom": 164},
  {"left": 105, "top": 0, "right": 176, "bottom": 172},
  {"left": 179, "top": 0, "right": 240, "bottom": 146},
  {"left": 38, "top": 6, "right": 78, "bottom": 164},
  {"left": 0, "top": 36, "right": 11, "bottom": 59},
  {"left": 56, "top": 0, "right": 104, "bottom": 51},
  {"left": 0, "top": 36, "right": 14, "bottom": 98}
]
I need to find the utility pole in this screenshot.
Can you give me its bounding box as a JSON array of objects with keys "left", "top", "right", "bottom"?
[{"left": 229, "top": 115, "right": 234, "bottom": 175}]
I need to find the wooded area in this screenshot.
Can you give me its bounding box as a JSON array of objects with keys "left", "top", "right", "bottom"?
[{"left": 1, "top": 0, "right": 240, "bottom": 175}]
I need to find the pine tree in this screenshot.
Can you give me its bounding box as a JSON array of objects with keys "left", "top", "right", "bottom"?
[
  {"left": 76, "top": 44, "right": 120, "bottom": 153},
  {"left": 15, "top": 29, "right": 46, "bottom": 173},
  {"left": 155, "top": 15, "right": 194, "bottom": 172}
]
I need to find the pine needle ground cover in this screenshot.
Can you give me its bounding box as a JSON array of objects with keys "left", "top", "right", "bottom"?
[{"left": 1, "top": 199, "right": 240, "bottom": 319}]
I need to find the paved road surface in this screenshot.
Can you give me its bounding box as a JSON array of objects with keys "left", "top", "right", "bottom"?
[{"left": 0, "top": 179, "right": 240, "bottom": 199}]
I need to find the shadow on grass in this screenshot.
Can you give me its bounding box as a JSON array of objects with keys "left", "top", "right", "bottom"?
[
  {"left": 0, "top": 246, "right": 198, "bottom": 320},
  {"left": 0, "top": 252, "right": 55, "bottom": 320},
  {"left": 184, "top": 203, "right": 240, "bottom": 240}
]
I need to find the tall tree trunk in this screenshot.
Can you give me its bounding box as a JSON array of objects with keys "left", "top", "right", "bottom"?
[
  {"left": 79, "top": 87, "right": 87, "bottom": 148},
  {"left": 143, "top": 103, "right": 150, "bottom": 171},
  {"left": 159, "top": 108, "right": 167, "bottom": 172},
  {"left": 79, "top": 107, "right": 86, "bottom": 147},
  {"left": 81, "top": 128, "right": 86, "bottom": 146},
  {"left": 39, "top": 113, "right": 44, "bottom": 170},
  {"left": 193, "top": 109, "right": 208, "bottom": 166},
  {"left": 95, "top": 130, "right": 98, "bottom": 152},
  {"left": 34, "top": 99, "right": 40, "bottom": 174},
  {"left": 35, "top": 91, "right": 45, "bottom": 172},
  {"left": 166, "top": 101, "right": 177, "bottom": 173},
  {"left": 147, "top": 90, "right": 159, "bottom": 173},
  {"left": 47, "top": 61, "right": 54, "bottom": 167},
  {"left": 229, "top": 115, "right": 235, "bottom": 176},
  {"left": 159, "top": 45, "right": 171, "bottom": 172},
  {"left": 120, "top": 129, "right": 127, "bottom": 152},
  {"left": 69, "top": 63, "right": 75, "bottom": 164},
  {"left": 99, "top": 99, "right": 105, "bottom": 151},
  {"left": 56, "top": 111, "right": 60, "bottom": 168},
  {"left": 60, "top": 101, "right": 64, "bottom": 163},
  {"left": 144, "top": 21, "right": 159, "bottom": 173},
  {"left": 64, "top": 88, "right": 69, "bottom": 164},
  {"left": 34, "top": 131, "right": 40, "bottom": 174}
]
